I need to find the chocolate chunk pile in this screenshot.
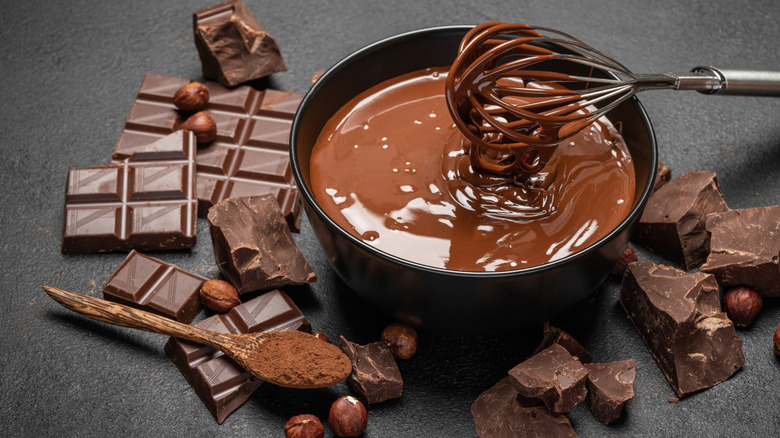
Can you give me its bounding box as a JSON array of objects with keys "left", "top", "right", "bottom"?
[
  {"left": 620, "top": 160, "right": 779, "bottom": 401},
  {"left": 473, "top": 325, "right": 636, "bottom": 436}
]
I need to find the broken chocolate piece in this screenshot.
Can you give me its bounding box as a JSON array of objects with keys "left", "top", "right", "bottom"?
[
  {"left": 584, "top": 360, "right": 636, "bottom": 424},
  {"left": 471, "top": 377, "right": 577, "bottom": 438},
  {"left": 633, "top": 170, "right": 728, "bottom": 270},
  {"left": 508, "top": 343, "right": 588, "bottom": 413},
  {"left": 532, "top": 322, "right": 593, "bottom": 364},
  {"left": 620, "top": 261, "right": 744, "bottom": 397},
  {"left": 193, "top": 0, "right": 287, "bottom": 87},
  {"left": 165, "top": 289, "right": 310, "bottom": 423},
  {"left": 103, "top": 250, "right": 205, "bottom": 323},
  {"left": 339, "top": 336, "right": 403, "bottom": 404},
  {"left": 207, "top": 194, "right": 316, "bottom": 294},
  {"left": 653, "top": 160, "right": 672, "bottom": 193},
  {"left": 700, "top": 206, "right": 780, "bottom": 297}
]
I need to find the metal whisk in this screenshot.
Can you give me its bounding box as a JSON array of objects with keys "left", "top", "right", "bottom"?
[{"left": 445, "top": 22, "right": 780, "bottom": 175}]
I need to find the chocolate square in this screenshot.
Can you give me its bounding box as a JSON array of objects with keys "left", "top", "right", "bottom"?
[
  {"left": 700, "top": 206, "right": 780, "bottom": 297},
  {"left": 62, "top": 130, "right": 197, "bottom": 254},
  {"left": 339, "top": 336, "right": 403, "bottom": 404},
  {"left": 102, "top": 250, "right": 206, "bottom": 323},
  {"left": 508, "top": 343, "right": 588, "bottom": 413},
  {"left": 633, "top": 170, "right": 728, "bottom": 270},
  {"left": 207, "top": 194, "right": 316, "bottom": 294},
  {"left": 620, "top": 261, "right": 744, "bottom": 397}
]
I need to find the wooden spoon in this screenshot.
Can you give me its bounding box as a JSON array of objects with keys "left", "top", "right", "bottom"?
[{"left": 42, "top": 286, "right": 351, "bottom": 389}]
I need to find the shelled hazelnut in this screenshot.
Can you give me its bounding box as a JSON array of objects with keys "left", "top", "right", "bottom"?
[
  {"left": 773, "top": 327, "right": 780, "bottom": 356},
  {"left": 180, "top": 111, "right": 217, "bottom": 144},
  {"left": 329, "top": 396, "right": 367, "bottom": 437},
  {"left": 381, "top": 322, "right": 418, "bottom": 359},
  {"left": 284, "top": 414, "right": 324, "bottom": 438},
  {"left": 610, "top": 245, "right": 638, "bottom": 276},
  {"left": 173, "top": 81, "right": 209, "bottom": 112},
  {"left": 199, "top": 279, "right": 240, "bottom": 313},
  {"left": 723, "top": 286, "right": 762, "bottom": 327}
]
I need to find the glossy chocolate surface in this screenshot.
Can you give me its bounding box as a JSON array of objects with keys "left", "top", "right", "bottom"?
[{"left": 310, "top": 67, "right": 635, "bottom": 271}]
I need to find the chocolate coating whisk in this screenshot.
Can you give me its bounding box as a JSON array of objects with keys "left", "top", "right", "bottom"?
[{"left": 445, "top": 22, "right": 780, "bottom": 175}]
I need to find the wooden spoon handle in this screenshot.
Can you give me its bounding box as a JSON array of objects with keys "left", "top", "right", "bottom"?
[{"left": 42, "top": 286, "right": 227, "bottom": 350}]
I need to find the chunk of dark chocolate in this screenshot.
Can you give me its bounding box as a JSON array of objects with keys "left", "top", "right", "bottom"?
[
  {"left": 339, "top": 336, "right": 403, "bottom": 404},
  {"left": 584, "top": 360, "right": 635, "bottom": 424},
  {"left": 62, "top": 130, "right": 198, "bottom": 254},
  {"left": 103, "top": 250, "right": 205, "bottom": 323},
  {"left": 207, "top": 194, "right": 316, "bottom": 294},
  {"left": 633, "top": 170, "right": 728, "bottom": 270},
  {"left": 164, "top": 290, "right": 310, "bottom": 423},
  {"left": 700, "top": 206, "right": 780, "bottom": 297},
  {"left": 532, "top": 322, "right": 593, "bottom": 364},
  {"left": 471, "top": 377, "right": 577, "bottom": 438},
  {"left": 620, "top": 261, "right": 744, "bottom": 397},
  {"left": 193, "top": 0, "right": 287, "bottom": 87},
  {"left": 112, "top": 73, "right": 303, "bottom": 230},
  {"left": 653, "top": 160, "right": 672, "bottom": 193},
  {"left": 508, "top": 343, "right": 588, "bottom": 413}
]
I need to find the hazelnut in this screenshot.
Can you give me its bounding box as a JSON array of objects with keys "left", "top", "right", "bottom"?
[
  {"left": 284, "top": 414, "right": 324, "bottom": 438},
  {"left": 199, "top": 279, "right": 240, "bottom": 313},
  {"left": 173, "top": 81, "right": 210, "bottom": 112},
  {"left": 328, "top": 396, "right": 367, "bottom": 437},
  {"left": 381, "top": 322, "right": 417, "bottom": 360},
  {"left": 312, "top": 331, "right": 332, "bottom": 344},
  {"left": 610, "top": 244, "right": 638, "bottom": 276},
  {"left": 180, "top": 111, "right": 217, "bottom": 144},
  {"left": 774, "top": 326, "right": 780, "bottom": 357},
  {"left": 723, "top": 286, "right": 762, "bottom": 327}
]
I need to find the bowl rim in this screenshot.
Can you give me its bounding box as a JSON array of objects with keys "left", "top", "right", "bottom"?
[{"left": 290, "top": 24, "right": 658, "bottom": 278}]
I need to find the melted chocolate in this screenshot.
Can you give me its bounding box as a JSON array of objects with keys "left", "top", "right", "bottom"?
[{"left": 310, "top": 67, "right": 635, "bottom": 271}]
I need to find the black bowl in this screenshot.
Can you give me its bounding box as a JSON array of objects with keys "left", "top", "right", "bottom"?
[{"left": 290, "top": 25, "right": 657, "bottom": 332}]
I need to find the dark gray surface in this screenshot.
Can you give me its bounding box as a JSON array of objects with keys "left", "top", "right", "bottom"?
[{"left": 2, "top": 0, "right": 779, "bottom": 436}]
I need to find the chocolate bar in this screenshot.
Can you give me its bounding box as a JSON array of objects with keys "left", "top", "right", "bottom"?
[
  {"left": 532, "top": 323, "right": 593, "bottom": 364},
  {"left": 103, "top": 250, "right": 205, "bottom": 323},
  {"left": 164, "top": 290, "right": 311, "bottom": 423},
  {"left": 471, "top": 377, "right": 577, "bottom": 438},
  {"left": 700, "top": 206, "right": 780, "bottom": 297},
  {"left": 633, "top": 170, "right": 728, "bottom": 270},
  {"left": 339, "top": 336, "right": 403, "bottom": 404},
  {"left": 620, "top": 261, "right": 744, "bottom": 397},
  {"left": 112, "top": 73, "right": 302, "bottom": 230},
  {"left": 207, "top": 194, "right": 316, "bottom": 294},
  {"left": 193, "top": 0, "right": 287, "bottom": 87},
  {"left": 508, "top": 344, "right": 588, "bottom": 414},
  {"left": 584, "top": 360, "right": 635, "bottom": 424},
  {"left": 62, "top": 130, "right": 197, "bottom": 254}
]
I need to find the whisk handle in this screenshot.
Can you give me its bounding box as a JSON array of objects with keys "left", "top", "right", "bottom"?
[{"left": 691, "top": 66, "right": 780, "bottom": 96}]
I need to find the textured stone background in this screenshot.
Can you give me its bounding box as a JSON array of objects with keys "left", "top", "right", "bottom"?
[{"left": 1, "top": 0, "right": 779, "bottom": 436}]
